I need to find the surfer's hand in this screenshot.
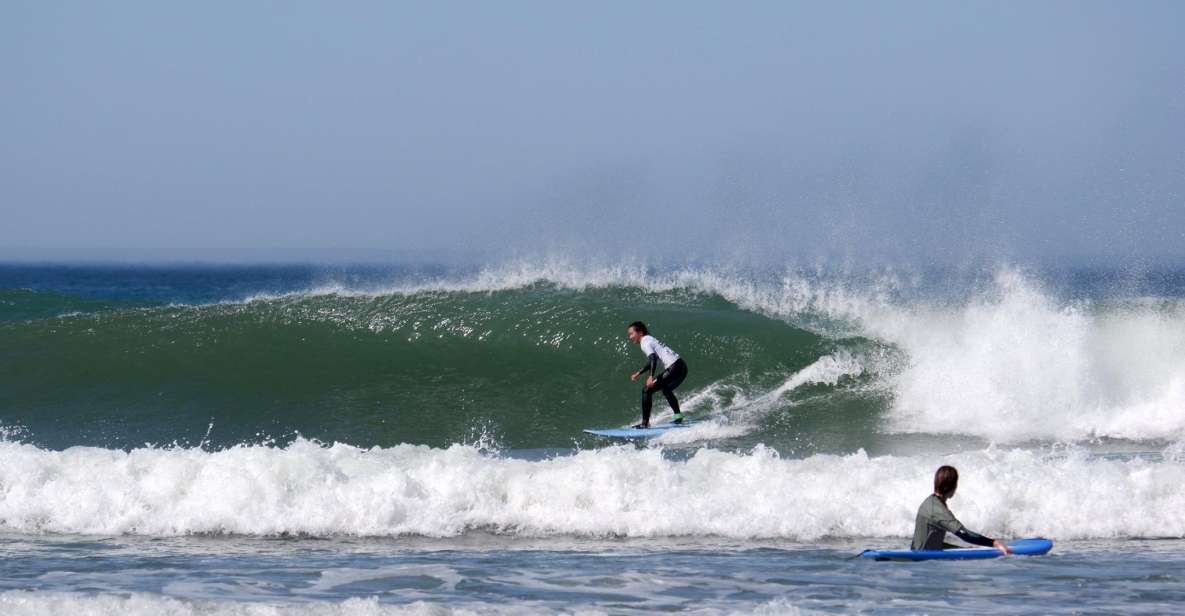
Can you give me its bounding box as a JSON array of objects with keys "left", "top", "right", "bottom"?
[
  {"left": 631, "top": 371, "right": 640, "bottom": 382},
  {"left": 645, "top": 376, "right": 656, "bottom": 387},
  {"left": 994, "top": 540, "right": 1011, "bottom": 555}
]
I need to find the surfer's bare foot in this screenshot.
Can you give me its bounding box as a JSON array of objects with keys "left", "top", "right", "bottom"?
[{"left": 632, "top": 423, "right": 649, "bottom": 429}]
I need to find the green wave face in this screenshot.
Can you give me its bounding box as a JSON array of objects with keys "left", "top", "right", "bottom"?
[
  {"left": 1, "top": 285, "right": 870, "bottom": 450},
  {"left": 0, "top": 289, "right": 145, "bottom": 322}
]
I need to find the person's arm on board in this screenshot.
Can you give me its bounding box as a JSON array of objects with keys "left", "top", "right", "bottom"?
[{"left": 934, "top": 502, "right": 1011, "bottom": 554}]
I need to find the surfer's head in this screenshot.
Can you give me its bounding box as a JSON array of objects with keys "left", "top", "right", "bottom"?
[
  {"left": 627, "top": 321, "right": 648, "bottom": 344},
  {"left": 934, "top": 465, "right": 959, "bottom": 500}
]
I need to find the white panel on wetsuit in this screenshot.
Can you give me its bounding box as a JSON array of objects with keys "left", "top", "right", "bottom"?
[{"left": 640, "top": 335, "right": 680, "bottom": 369}]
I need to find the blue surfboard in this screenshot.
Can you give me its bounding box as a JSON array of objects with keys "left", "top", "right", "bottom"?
[
  {"left": 583, "top": 421, "right": 695, "bottom": 439},
  {"left": 859, "top": 538, "right": 1053, "bottom": 561}
]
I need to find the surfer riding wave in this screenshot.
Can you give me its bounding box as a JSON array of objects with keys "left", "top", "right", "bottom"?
[{"left": 627, "top": 321, "right": 688, "bottom": 429}]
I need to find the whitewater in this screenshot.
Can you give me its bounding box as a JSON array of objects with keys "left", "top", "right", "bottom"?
[
  {"left": 3, "top": 262, "right": 1185, "bottom": 614},
  {"left": 0, "top": 439, "right": 1183, "bottom": 539}
]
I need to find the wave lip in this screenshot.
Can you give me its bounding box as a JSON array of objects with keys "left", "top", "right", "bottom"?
[{"left": 1, "top": 440, "right": 1182, "bottom": 540}]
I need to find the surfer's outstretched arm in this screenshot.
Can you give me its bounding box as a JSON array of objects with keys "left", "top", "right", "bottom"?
[
  {"left": 944, "top": 521, "right": 996, "bottom": 548},
  {"left": 951, "top": 526, "right": 1010, "bottom": 553}
]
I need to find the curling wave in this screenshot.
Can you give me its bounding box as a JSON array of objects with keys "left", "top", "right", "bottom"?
[{"left": 3, "top": 261, "right": 1184, "bottom": 447}]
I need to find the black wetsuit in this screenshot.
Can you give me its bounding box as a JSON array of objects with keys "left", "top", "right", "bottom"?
[{"left": 638, "top": 354, "right": 688, "bottom": 426}]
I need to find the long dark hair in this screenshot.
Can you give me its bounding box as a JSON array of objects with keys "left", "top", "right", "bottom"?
[{"left": 934, "top": 465, "right": 959, "bottom": 498}]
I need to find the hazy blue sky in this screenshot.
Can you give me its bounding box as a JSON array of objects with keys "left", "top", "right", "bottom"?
[{"left": 3, "top": 1, "right": 1183, "bottom": 264}]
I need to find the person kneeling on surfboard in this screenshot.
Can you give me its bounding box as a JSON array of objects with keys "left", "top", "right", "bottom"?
[
  {"left": 627, "top": 321, "right": 688, "bottom": 429},
  {"left": 912, "top": 465, "right": 1010, "bottom": 554}
]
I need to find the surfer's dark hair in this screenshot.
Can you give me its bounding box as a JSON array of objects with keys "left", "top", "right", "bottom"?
[
  {"left": 628, "top": 321, "right": 648, "bottom": 335},
  {"left": 934, "top": 465, "right": 959, "bottom": 498}
]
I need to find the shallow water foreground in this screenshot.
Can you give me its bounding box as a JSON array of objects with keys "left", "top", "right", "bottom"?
[{"left": 1, "top": 534, "right": 1182, "bottom": 615}]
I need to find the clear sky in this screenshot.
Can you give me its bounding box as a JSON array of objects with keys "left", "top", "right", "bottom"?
[{"left": 3, "top": 1, "right": 1183, "bottom": 264}]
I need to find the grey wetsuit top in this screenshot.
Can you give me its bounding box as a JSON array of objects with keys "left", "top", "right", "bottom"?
[{"left": 911, "top": 494, "right": 995, "bottom": 550}]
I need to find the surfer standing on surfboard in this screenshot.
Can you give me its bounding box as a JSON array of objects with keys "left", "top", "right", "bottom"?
[
  {"left": 912, "top": 465, "right": 1011, "bottom": 553},
  {"left": 627, "top": 321, "right": 688, "bottom": 429}
]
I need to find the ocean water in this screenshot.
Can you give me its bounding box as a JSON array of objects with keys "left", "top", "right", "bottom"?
[{"left": 1, "top": 261, "right": 1184, "bottom": 614}]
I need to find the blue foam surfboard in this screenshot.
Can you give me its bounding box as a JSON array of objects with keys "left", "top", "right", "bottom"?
[
  {"left": 583, "top": 421, "right": 695, "bottom": 439},
  {"left": 859, "top": 538, "right": 1053, "bottom": 561}
]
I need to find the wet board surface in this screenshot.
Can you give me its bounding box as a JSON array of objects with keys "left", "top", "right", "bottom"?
[
  {"left": 583, "top": 421, "right": 695, "bottom": 439},
  {"left": 859, "top": 538, "right": 1053, "bottom": 561}
]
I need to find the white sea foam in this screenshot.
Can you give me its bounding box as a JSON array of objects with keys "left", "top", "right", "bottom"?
[
  {"left": 751, "top": 350, "right": 866, "bottom": 410},
  {"left": 645, "top": 420, "right": 750, "bottom": 445},
  {"left": 672, "top": 265, "right": 1185, "bottom": 444},
  {"left": 0, "top": 592, "right": 592, "bottom": 616},
  {"left": 0, "top": 423, "right": 30, "bottom": 442},
  {"left": 0, "top": 440, "right": 1181, "bottom": 540},
  {"left": 651, "top": 352, "right": 866, "bottom": 445},
  {"left": 859, "top": 270, "right": 1185, "bottom": 442},
  {"left": 0, "top": 592, "right": 807, "bottom": 616}
]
